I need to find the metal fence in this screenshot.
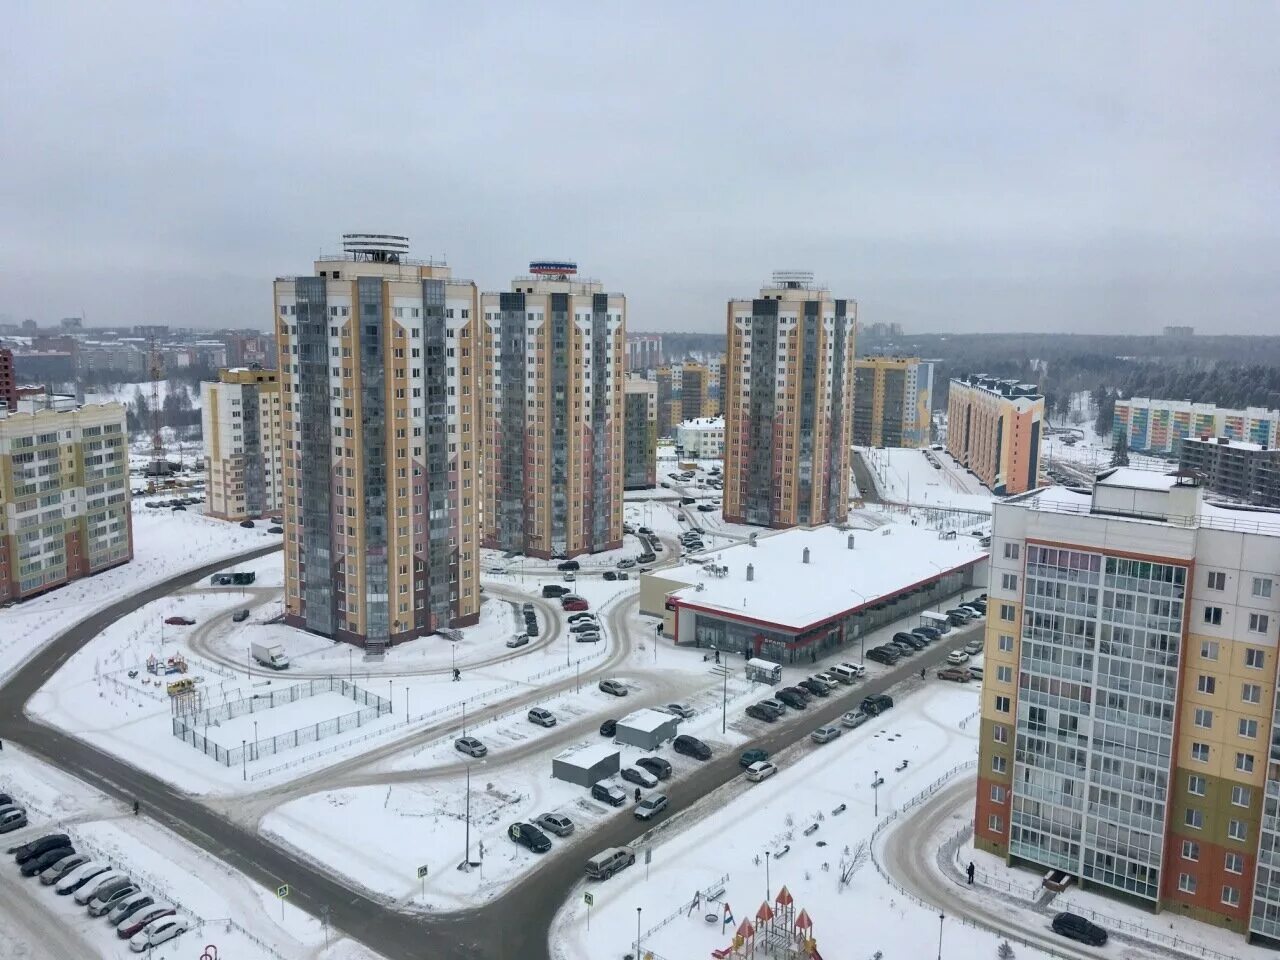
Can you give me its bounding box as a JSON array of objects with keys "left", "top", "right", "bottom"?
[{"left": 171, "top": 677, "right": 391, "bottom": 767}]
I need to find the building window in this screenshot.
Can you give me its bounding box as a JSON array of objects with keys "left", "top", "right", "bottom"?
[
  {"left": 1191, "top": 742, "right": 1210, "bottom": 763},
  {"left": 1201, "top": 640, "right": 1219, "bottom": 661},
  {"left": 1242, "top": 683, "right": 1262, "bottom": 704},
  {"left": 990, "top": 785, "right": 1006, "bottom": 803},
  {"left": 999, "top": 604, "right": 1015, "bottom": 622},
  {"left": 1194, "top": 708, "right": 1213, "bottom": 729},
  {"left": 988, "top": 814, "right": 1003, "bottom": 832},
  {"left": 1239, "top": 718, "right": 1259, "bottom": 739},
  {"left": 1178, "top": 873, "right": 1197, "bottom": 894},
  {"left": 993, "top": 724, "right": 1009, "bottom": 744},
  {"left": 1204, "top": 606, "right": 1223, "bottom": 626},
  {"left": 1246, "top": 648, "right": 1265, "bottom": 669},
  {"left": 1188, "top": 774, "right": 1206, "bottom": 796},
  {"left": 992, "top": 755, "right": 1007, "bottom": 774},
  {"left": 1181, "top": 840, "right": 1199, "bottom": 861},
  {"left": 1225, "top": 853, "right": 1244, "bottom": 875},
  {"left": 1228, "top": 819, "right": 1247, "bottom": 842},
  {"left": 1003, "top": 543, "right": 1020, "bottom": 560},
  {"left": 1185, "top": 808, "right": 1203, "bottom": 830},
  {"left": 1231, "top": 785, "right": 1252, "bottom": 807},
  {"left": 1254, "top": 577, "right": 1274, "bottom": 598},
  {"left": 1001, "top": 573, "right": 1018, "bottom": 591},
  {"left": 998, "top": 634, "right": 1014, "bottom": 652},
  {"left": 1223, "top": 886, "right": 1241, "bottom": 907},
  {"left": 1197, "top": 675, "right": 1216, "bottom": 694},
  {"left": 996, "top": 665, "right": 1013, "bottom": 683},
  {"left": 1207, "top": 571, "right": 1226, "bottom": 590},
  {"left": 994, "top": 696, "right": 1011, "bottom": 713},
  {"left": 1249, "top": 613, "right": 1270, "bottom": 634},
  {"left": 1236, "top": 753, "right": 1255, "bottom": 774}
]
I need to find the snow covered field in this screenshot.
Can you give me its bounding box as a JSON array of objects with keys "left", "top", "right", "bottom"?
[{"left": 858, "top": 446, "right": 997, "bottom": 513}]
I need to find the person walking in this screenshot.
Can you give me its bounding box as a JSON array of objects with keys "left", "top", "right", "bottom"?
[
  {"left": 967, "top": 861, "right": 975, "bottom": 885},
  {"left": 133, "top": 799, "right": 140, "bottom": 816}
]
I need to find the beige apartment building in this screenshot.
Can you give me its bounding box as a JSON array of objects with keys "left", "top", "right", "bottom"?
[
  {"left": 481, "top": 261, "right": 625, "bottom": 558},
  {"left": 0, "top": 400, "right": 131, "bottom": 602},
  {"left": 946, "top": 373, "right": 1044, "bottom": 495},
  {"left": 624, "top": 375, "right": 657, "bottom": 489},
  {"left": 200, "top": 367, "right": 283, "bottom": 522},
  {"left": 680, "top": 362, "right": 715, "bottom": 422},
  {"left": 274, "top": 234, "right": 481, "bottom": 652},
  {"left": 853, "top": 356, "right": 933, "bottom": 448},
  {"left": 723, "top": 272, "right": 856, "bottom": 528},
  {"left": 976, "top": 469, "right": 1280, "bottom": 943}
]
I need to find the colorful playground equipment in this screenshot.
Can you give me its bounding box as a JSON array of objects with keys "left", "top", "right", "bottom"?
[
  {"left": 710, "top": 887, "right": 822, "bottom": 959},
  {"left": 147, "top": 653, "right": 189, "bottom": 676}
]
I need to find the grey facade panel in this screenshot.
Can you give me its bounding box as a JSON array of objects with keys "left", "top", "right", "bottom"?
[
  {"left": 590, "top": 294, "right": 612, "bottom": 550},
  {"left": 826, "top": 304, "right": 850, "bottom": 523},
  {"left": 357, "top": 277, "right": 389, "bottom": 643},
  {"left": 422, "top": 279, "right": 451, "bottom": 628},
  {"left": 549, "top": 295, "right": 570, "bottom": 555},
  {"left": 496, "top": 292, "right": 527, "bottom": 553},
  {"left": 744, "top": 300, "right": 779, "bottom": 526},
  {"left": 294, "top": 276, "right": 335, "bottom": 637},
  {"left": 240, "top": 382, "right": 265, "bottom": 516}
]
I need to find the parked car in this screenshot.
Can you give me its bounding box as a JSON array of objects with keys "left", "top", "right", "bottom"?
[
  {"left": 784, "top": 685, "right": 813, "bottom": 703},
  {"left": 894, "top": 632, "right": 926, "bottom": 650},
  {"left": 40, "top": 853, "right": 89, "bottom": 884},
  {"left": 832, "top": 663, "right": 865, "bottom": 683},
  {"left": 591, "top": 782, "right": 627, "bottom": 807},
  {"left": 745, "top": 703, "right": 778, "bottom": 722},
  {"left": 562, "top": 599, "right": 589, "bottom": 612},
  {"left": 860, "top": 694, "right": 894, "bottom": 716},
  {"left": 946, "top": 650, "right": 971, "bottom": 665},
  {"left": 967, "top": 665, "right": 984, "bottom": 679},
  {"left": 527, "top": 707, "right": 557, "bottom": 728},
  {"left": 268, "top": 526, "right": 284, "bottom": 534},
  {"left": 506, "top": 634, "right": 531, "bottom": 649},
  {"left": 635, "top": 795, "right": 669, "bottom": 821},
  {"left": 56, "top": 862, "right": 110, "bottom": 895},
  {"left": 232, "top": 609, "right": 250, "bottom": 622},
  {"left": 810, "top": 725, "right": 842, "bottom": 744},
  {"left": 776, "top": 689, "right": 807, "bottom": 710},
  {"left": 570, "top": 621, "right": 600, "bottom": 633},
  {"left": 75, "top": 870, "right": 129, "bottom": 905},
  {"left": 937, "top": 667, "right": 972, "bottom": 683},
  {"left": 758, "top": 698, "right": 787, "bottom": 715},
  {"left": 20, "top": 845, "right": 74, "bottom": 877},
  {"left": 116, "top": 903, "right": 175, "bottom": 938},
  {"left": 797, "top": 679, "right": 829, "bottom": 698},
  {"left": 585, "top": 845, "right": 635, "bottom": 880},
  {"left": 454, "top": 737, "right": 487, "bottom": 758},
  {"left": 129, "top": 914, "right": 190, "bottom": 952},
  {"left": 108, "top": 892, "right": 156, "bottom": 925},
  {"left": 673, "top": 735, "right": 711, "bottom": 760},
  {"left": 813, "top": 672, "right": 840, "bottom": 688},
  {"left": 535, "top": 812, "right": 575, "bottom": 837},
  {"left": 13, "top": 833, "right": 71, "bottom": 863},
  {"left": 745, "top": 760, "right": 778, "bottom": 782},
  {"left": 638, "top": 526, "right": 653, "bottom": 535},
  {"left": 618, "top": 558, "right": 637, "bottom": 569},
  {"left": 636, "top": 756, "right": 672, "bottom": 781},
  {"left": 739, "top": 748, "right": 770, "bottom": 768},
  {"left": 508, "top": 822, "right": 552, "bottom": 853},
  {"left": 599, "top": 719, "right": 617, "bottom": 737},
  {"left": 163, "top": 616, "right": 195, "bottom": 626},
  {"left": 912, "top": 626, "right": 941, "bottom": 641},
  {"left": 840, "top": 710, "right": 869, "bottom": 729},
  {"left": 557, "top": 560, "right": 580, "bottom": 572},
  {"left": 562, "top": 572, "right": 576, "bottom": 582},
  {"left": 603, "top": 570, "right": 618, "bottom": 581},
  {"left": 1051, "top": 912, "right": 1108, "bottom": 946},
  {"left": 621, "top": 766, "right": 659, "bottom": 789},
  {"left": 598, "top": 679, "right": 628, "bottom": 697},
  {"left": 963, "top": 639, "right": 984, "bottom": 655},
  {"left": 542, "top": 584, "right": 570, "bottom": 598},
  {"left": 89, "top": 882, "right": 141, "bottom": 917},
  {"left": 664, "top": 703, "right": 695, "bottom": 719},
  {"left": 866, "top": 647, "right": 899, "bottom": 665},
  {"left": 575, "top": 632, "right": 602, "bottom": 643},
  {"left": 945, "top": 608, "right": 975, "bottom": 623}
]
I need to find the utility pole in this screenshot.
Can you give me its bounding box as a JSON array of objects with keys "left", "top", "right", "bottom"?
[
  {"left": 636, "top": 906, "right": 643, "bottom": 960},
  {"left": 765, "top": 851, "right": 771, "bottom": 900},
  {"left": 463, "top": 761, "right": 472, "bottom": 869},
  {"left": 241, "top": 739, "right": 246, "bottom": 781},
  {"left": 721, "top": 656, "right": 728, "bottom": 734},
  {"left": 937, "top": 912, "right": 944, "bottom": 960}
]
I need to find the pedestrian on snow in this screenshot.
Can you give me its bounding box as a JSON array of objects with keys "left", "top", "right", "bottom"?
[
  {"left": 634, "top": 787, "right": 642, "bottom": 803},
  {"left": 967, "top": 861, "right": 975, "bottom": 885},
  {"left": 133, "top": 799, "right": 140, "bottom": 816},
  {"left": 810, "top": 649, "right": 817, "bottom": 664},
  {"left": 714, "top": 650, "right": 720, "bottom": 664},
  {"left": 920, "top": 667, "right": 926, "bottom": 679},
  {"left": 452, "top": 667, "right": 460, "bottom": 682}
]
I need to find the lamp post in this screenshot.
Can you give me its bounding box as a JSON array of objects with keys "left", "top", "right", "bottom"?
[
  {"left": 636, "top": 906, "right": 643, "bottom": 960},
  {"left": 765, "top": 850, "right": 771, "bottom": 900},
  {"left": 874, "top": 769, "right": 879, "bottom": 817},
  {"left": 937, "top": 912, "right": 944, "bottom": 960},
  {"left": 388, "top": 679, "right": 393, "bottom": 713},
  {"left": 253, "top": 720, "right": 259, "bottom": 762},
  {"left": 463, "top": 760, "right": 471, "bottom": 869},
  {"left": 241, "top": 738, "right": 246, "bottom": 781},
  {"left": 849, "top": 587, "right": 868, "bottom": 664}
]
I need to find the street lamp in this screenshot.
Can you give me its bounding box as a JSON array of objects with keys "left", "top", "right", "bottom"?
[
  {"left": 937, "top": 912, "right": 945, "bottom": 960},
  {"left": 241, "top": 739, "right": 246, "bottom": 781},
  {"left": 765, "top": 851, "right": 771, "bottom": 900},
  {"left": 253, "top": 720, "right": 259, "bottom": 762},
  {"left": 636, "top": 906, "right": 643, "bottom": 960},
  {"left": 874, "top": 769, "right": 879, "bottom": 817},
  {"left": 848, "top": 587, "right": 869, "bottom": 664}
]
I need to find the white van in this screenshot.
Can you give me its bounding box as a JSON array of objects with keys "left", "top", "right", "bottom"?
[
  {"left": 585, "top": 845, "right": 636, "bottom": 880},
  {"left": 831, "top": 664, "right": 863, "bottom": 684}
]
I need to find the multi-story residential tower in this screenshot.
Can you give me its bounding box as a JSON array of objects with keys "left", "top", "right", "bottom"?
[
  {"left": 655, "top": 366, "right": 677, "bottom": 439},
  {"left": 0, "top": 400, "right": 131, "bottom": 602},
  {"left": 0, "top": 348, "right": 16, "bottom": 412},
  {"left": 1114, "top": 399, "right": 1280, "bottom": 455},
  {"left": 853, "top": 356, "right": 933, "bottom": 448},
  {"left": 274, "top": 234, "right": 481, "bottom": 651},
  {"left": 625, "top": 334, "right": 662, "bottom": 374},
  {"left": 946, "top": 374, "right": 1044, "bottom": 495},
  {"left": 623, "top": 375, "right": 657, "bottom": 489},
  {"left": 680, "top": 362, "right": 713, "bottom": 423},
  {"left": 1179, "top": 437, "right": 1280, "bottom": 509},
  {"left": 723, "top": 272, "right": 856, "bottom": 529},
  {"left": 481, "top": 261, "right": 625, "bottom": 559},
  {"left": 976, "top": 469, "right": 1280, "bottom": 941},
  {"left": 200, "top": 367, "right": 284, "bottom": 522}
]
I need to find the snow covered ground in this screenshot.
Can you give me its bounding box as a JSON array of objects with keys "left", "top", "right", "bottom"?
[{"left": 858, "top": 446, "right": 997, "bottom": 513}]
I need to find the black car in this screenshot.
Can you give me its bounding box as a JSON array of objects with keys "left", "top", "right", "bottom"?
[
  {"left": 912, "top": 626, "right": 941, "bottom": 641},
  {"left": 603, "top": 571, "right": 618, "bottom": 581},
  {"left": 12, "top": 834, "right": 71, "bottom": 864},
  {"left": 599, "top": 719, "right": 617, "bottom": 737},
  {"left": 860, "top": 694, "right": 894, "bottom": 716},
  {"left": 638, "top": 526, "right": 653, "bottom": 535},
  {"left": 268, "top": 525, "right": 284, "bottom": 534},
  {"left": 542, "top": 584, "right": 570, "bottom": 598},
  {"left": 894, "top": 632, "right": 926, "bottom": 650},
  {"left": 568, "top": 612, "right": 596, "bottom": 622},
  {"left": 776, "top": 689, "right": 808, "bottom": 710},
  {"left": 745, "top": 703, "right": 778, "bottom": 723},
  {"left": 784, "top": 685, "right": 813, "bottom": 702},
  {"left": 1051, "top": 912, "right": 1107, "bottom": 946},
  {"left": 508, "top": 822, "right": 552, "bottom": 853},
  {"left": 19, "top": 846, "right": 74, "bottom": 877},
  {"left": 239, "top": 519, "right": 255, "bottom": 528},
  {"left": 638, "top": 553, "right": 657, "bottom": 564},
  {"left": 797, "top": 679, "right": 830, "bottom": 698},
  {"left": 636, "top": 756, "right": 672, "bottom": 780},
  {"left": 673, "top": 734, "right": 712, "bottom": 760},
  {"left": 557, "top": 560, "right": 580, "bottom": 572}
]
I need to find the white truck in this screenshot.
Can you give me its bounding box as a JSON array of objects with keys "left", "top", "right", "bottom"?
[{"left": 251, "top": 641, "right": 289, "bottom": 670}]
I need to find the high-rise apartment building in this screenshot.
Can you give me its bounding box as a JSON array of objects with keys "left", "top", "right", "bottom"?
[
  {"left": 656, "top": 366, "right": 677, "bottom": 439},
  {"left": 706, "top": 353, "right": 725, "bottom": 417},
  {"left": 680, "top": 362, "right": 713, "bottom": 423},
  {"left": 625, "top": 334, "right": 662, "bottom": 374},
  {"left": 274, "top": 234, "right": 482, "bottom": 651},
  {"left": 1114, "top": 399, "right": 1280, "bottom": 455},
  {"left": 723, "top": 272, "right": 856, "bottom": 529},
  {"left": 976, "top": 469, "right": 1280, "bottom": 941},
  {"left": 946, "top": 374, "right": 1044, "bottom": 495},
  {"left": 853, "top": 356, "right": 933, "bottom": 448},
  {"left": 200, "top": 368, "right": 284, "bottom": 522},
  {"left": 0, "top": 400, "right": 131, "bottom": 602},
  {"left": 481, "top": 261, "right": 624, "bottom": 559},
  {"left": 623, "top": 375, "right": 657, "bottom": 489},
  {"left": 1179, "top": 437, "right": 1280, "bottom": 509},
  {"left": 0, "top": 348, "right": 16, "bottom": 412}
]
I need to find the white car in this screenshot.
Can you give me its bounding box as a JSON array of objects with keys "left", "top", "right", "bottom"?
[
  {"left": 55, "top": 861, "right": 109, "bottom": 895},
  {"left": 745, "top": 760, "right": 778, "bottom": 782},
  {"left": 947, "top": 650, "right": 971, "bottom": 665},
  {"left": 840, "top": 710, "right": 869, "bottom": 729},
  {"left": 810, "top": 725, "right": 842, "bottom": 744},
  {"left": 130, "top": 915, "right": 190, "bottom": 953},
  {"left": 74, "top": 870, "right": 128, "bottom": 905},
  {"left": 621, "top": 766, "right": 659, "bottom": 789},
  {"left": 963, "top": 639, "right": 984, "bottom": 655},
  {"left": 664, "top": 703, "right": 695, "bottom": 719}
]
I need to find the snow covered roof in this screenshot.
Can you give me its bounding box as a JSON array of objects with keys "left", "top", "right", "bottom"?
[
  {"left": 554, "top": 742, "right": 620, "bottom": 769},
  {"left": 678, "top": 417, "right": 724, "bottom": 431},
  {"left": 1183, "top": 435, "right": 1267, "bottom": 452},
  {"left": 618, "top": 708, "right": 676, "bottom": 734},
  {"left": 659, "top": 524, "right": 987, "bottom": 632},
  {"left": 1095, "top": 467, "right": 1181, "bottom": 491}
]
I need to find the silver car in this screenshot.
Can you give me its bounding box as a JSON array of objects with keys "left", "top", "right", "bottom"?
[
  {"left": 454, "top": 737, "right": 487, "bottom": 758},
  {"left": 535, "top": 812, "right": 575, "bottom": 837}
]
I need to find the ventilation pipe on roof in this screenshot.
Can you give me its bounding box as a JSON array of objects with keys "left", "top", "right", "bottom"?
[
  {"left": 746, "top": 563, "right": 755, "bottom": 582},
  {"left": 802, "top": 547, "right": 810, "bottom": 564},
  {"left": 847, "top": 534, "right": 856, "bottom": 550}
]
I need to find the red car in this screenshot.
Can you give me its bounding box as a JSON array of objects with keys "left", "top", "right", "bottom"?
[
  {"left": 117, "top": 904, "right": 175, "bottom": 938},
  {"left": 561, "top": 599, "right": 589, "bottom": 612},
  {"left": 164, "top": 616, "right": 196, "bottom": 626}
]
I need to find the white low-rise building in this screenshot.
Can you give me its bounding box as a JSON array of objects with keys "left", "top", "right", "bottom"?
[{"left": 676, "top": 416, "right": 724, "bottom": 458}]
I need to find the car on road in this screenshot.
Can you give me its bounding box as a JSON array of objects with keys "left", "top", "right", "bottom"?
[
  {"left": 603, "top": 570, "right": 619, "bottom": 581},
  {"left": 557, "top": 560, "right": 580, "bottom": 571},
  {"left": 508, "top": 822, "right": 552, "bottom": 853},
  {"left": 591, "top": 781, "right": 627, "bottom": 807},
  {"left": 599, "top": 719, "right": 617, "bottom": 737},
  {"left": 40, "top": 853, "right": 88, "bottom": 884},
  {"left": 739, "top": 748, "right": 770, "bottom": 768},
  {"left": 535, "top": 813, "right": 575, "bottom": 837},
  {"left": 108, "top": 892, "right": 156, "bottom": 925},
  {"left": 617, "top": 558, "right": 637, "bottom": 569},
  {"left": 673, "top": 734, "right": 711, "bottom": 760},
  {"left": 946, "top": 650, "right": 971, "bottom": 665},
  {"left": 232, "top": 609, "right": 250, "bottom": 622},
  {"left": 129, "top": 914, "right": 190, "bottom": 952},
  {"left": 664, "top": 703, "right": 695, "bottom": 719},
  {"left": 635, "top": 795, "right": 669, "bottom": 821},
  {"left": 860, "top": 694, "right": 894, "bottom": 716},
  {"left": 542, "top": 584, "right": 570, "bottom": 598},
  {"left": 562, "top": 572, "right": 576, "bottom": 582},
  {"left": 89, "top": 882, "right": 141, "bottom": 917},
  {"left": 745, "top": 703, "right": 778, "bottom": 722},
  {"left": 527, "top": 707, "right": 557, "bottom": 728},
  {"left": 963, "top": 639, "right": 984, "bottom": 655},
  {"left": 776, "top": 689, "right": 807, "bottom": 710},
  {"left": 585, "top": 845, "right": 635, "bottom": 880},
  {"left": 20, "top": 845, "right": 74, "bottom": 877},
  {"left": 75, "top": 870, "right": 129, "bottom": 905},
  {"left": 598, "top": 679, "right": 628, "bottom": 697},
  {"left": 810, "top": 725, "right": 842, "bottom": 744},
  {"left": 1051, "top": 912, "right": 1108, "bottom": 947},
  {"left": 745, "top": 760, "right": 778, "bottom": 782},
  {"left": 840, "top": 710, "right": 869, "bottom": 729},
  {"left": 163, "top": 616, "right": 196, "bottom": 626},
  {"left": 506, "top": 634, "right": 531, "bottom": 649},
  {"left": 116, "top": 903, "right": 175, "bottom": 938},
  {"left": 12, "top": 833, "right": 71, "bottom": 862},
  {"left": 454, "top": 737, "right": 487, "bottom": 758},
  {"left": 621, "top": 766, "right": 659, "bottom": 789},
  {"left": 636, "top": 756, "right": 672, "bottom": 781}
]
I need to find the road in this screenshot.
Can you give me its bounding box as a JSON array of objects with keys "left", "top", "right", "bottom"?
[{"left": 0, "top": 537, "right": 986, "bottom": 960}]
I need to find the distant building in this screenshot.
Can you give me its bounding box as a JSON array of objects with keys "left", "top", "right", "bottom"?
[
  {"left": 59, "top": 317, "right": 84, "bottom": 332},
  {"left": 723, "top": 272, "right": 856, "bottom": 529},
  {"left": 200, "top": 368, "right": 284, "bottom": 521},
  {"left": 0, "top": 348, "right": 15, "bottom": 412},
  {"left": 677, "top": 417, "right": 725, "bottom": 459},
  {"left": 1179, "top": 436, "right": 1280, "bottom": 508},
  {"left": 706, "top": 353, "right": 725, "bottom": 415},
  {"left": 623, "top": 376, "right": 657, "bottom": 489},
  {"left": 1113, "top": 398, "right": 1280, "bottom": 455},
  {"left": 1163, "top": 325, "right": 1195, "bottom": 337},
  {"left": 680, "top": 361, "right": 714, "bottom": 422},
  {"left": 0, "top": 402, "right": 132, "bottom": 601},
  {"left": 945, "top": 374, "right": 1043, "bottom": 495},
  {"left": 11, "top": 350, "right": 75, "bottom": 383},
  {"left": 655, "top": 366, "right": 677, "bottom": 439},
  {"left": 625, "top": 334, "right": 662, "bottom": 373},
  {"left": 853, "top": 356, "right": 933, "bottom": 448}
]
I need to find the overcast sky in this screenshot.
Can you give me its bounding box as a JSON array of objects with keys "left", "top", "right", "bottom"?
[{"left": 3, "top": 2, "right": 1277, "bottom": 335}]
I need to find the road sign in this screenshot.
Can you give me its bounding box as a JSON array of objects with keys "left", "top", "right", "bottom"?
[
  {"left": 417, "top": 865, "right": 429, "bottom": 879},
  {"left": 277, "top": 884, "right": 289, "bottom": 898},
  {"left": 645, "top": 848, "right": 652, "bottom": 864},
  {"left": 584, "top": 892, "right": 594, "bottom": 907}
]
